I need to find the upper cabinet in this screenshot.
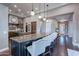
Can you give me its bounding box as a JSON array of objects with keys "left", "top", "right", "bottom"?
[
  {"left": 9, "top": 15, "right": 18, "bottom": 24},
  {"left": 8, "top": 14, "right": 24, "bottom": 32}
]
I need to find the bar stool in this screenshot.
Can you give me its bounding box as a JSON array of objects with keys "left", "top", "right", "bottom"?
[
  {"left": 26, "top": 39, "right": 46, "bottom": 56},
  {"left": 25, "top": 32, "right": 58, "bottom": 56},
  {"left": 43, "top": 32, "right": 58, "bottom": 55}
]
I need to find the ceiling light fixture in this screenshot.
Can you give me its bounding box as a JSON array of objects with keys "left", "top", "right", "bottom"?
[
  {"left": 43, "top": 18, "right": 46, "bottom": 21},
  {"left": 38, "top": 3, "right": 42, "bottom": 19},
  {"left": 46, "top": 20, "right": 49, "bottom": 22},
  {"left": 35, "top": 8, "right": 38, "bottom": 10},
  {"left": 46, "top": 4, "right": 49, "bottom": 22},
  {"left": 18, "top": 9, "right": 21, "bottom": 12},
  {"left": 27, "top": 11, "right": 29, "bottom": 13},
  {"left": 14, "top": 5, "right": 17, "bottom": 8},
  {"left": 31, "top": 11, "right": 35, "bottom": 16},
  {"left": 43, "top": 3, "right": 46, "bottom": 21},
  {"left": 30, "top": 3, "right": 35, "bottom": 16},
  {"left": 39, "top": 15, "right": 42, "bottom": 19}
]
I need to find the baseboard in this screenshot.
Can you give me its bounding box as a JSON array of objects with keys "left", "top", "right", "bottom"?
[{"left": 0, "top": 47, "right": 9, "bottom": 52}]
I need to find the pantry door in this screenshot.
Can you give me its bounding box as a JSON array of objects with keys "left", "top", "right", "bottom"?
[{"left": 31, "top": 21, "right": 37, "bottom": 34}]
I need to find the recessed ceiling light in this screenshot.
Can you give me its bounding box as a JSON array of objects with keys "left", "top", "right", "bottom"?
[
  {"left": 18, "top": 9, "right": 21, "bottom": 12},
  {"left": 35, "top": 8, "right": 38, "bottom": 10},
  {"left": 14, "top": 5, "right": 17, "bottom": 8}
]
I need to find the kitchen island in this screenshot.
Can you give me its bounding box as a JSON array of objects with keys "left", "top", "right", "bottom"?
[{"left": 10, "top": 33, "right": 49, "bottom": 56}]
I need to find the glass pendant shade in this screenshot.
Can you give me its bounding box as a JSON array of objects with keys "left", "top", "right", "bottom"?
[
  {"left": 30, "top": 10, "right": 35, "bottom": 16},
  {"left": 31, "top": 3, "right": 35, "bottom": 16},
  {"left": 43, "top": 18, "right": 46, "bottom": 21},
  {"left": 38, "top": 15, "right": 42, "bottom": 19},
  {"left": 46, "top": 20, "right": 49, "bottom": 22}
]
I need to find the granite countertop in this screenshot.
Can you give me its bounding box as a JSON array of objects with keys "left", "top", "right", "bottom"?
[{"left": 10, "top": 33, "right": 49, "bottom": 43}]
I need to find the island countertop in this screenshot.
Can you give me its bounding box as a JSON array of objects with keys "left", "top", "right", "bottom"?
[{"left": 10, "top": 33, "right": 49, "bottom": 43}]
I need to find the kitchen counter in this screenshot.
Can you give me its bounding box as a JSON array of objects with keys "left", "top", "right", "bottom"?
[
  {"left": 10, "top": 33, "right": 49, "bottom": 43},
  {"left": 10, "top": 33, "right": 50, "bottom": 56}
]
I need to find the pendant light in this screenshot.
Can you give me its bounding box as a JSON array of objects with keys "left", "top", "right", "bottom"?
[
  {"left": 43, "top": 3, "right": 46, "bottom": 21},
  {"left": 46, "top": 4, "right": 49, "bottom": 22},
  {"left": 38, "top": 3, "right": 42, "bottom": 19},
  {"left": 39, "top": 15, "right": 42, "bottom": 19},
  {"left": 30, "top": 3, "right": 35, "bottom": 16}
]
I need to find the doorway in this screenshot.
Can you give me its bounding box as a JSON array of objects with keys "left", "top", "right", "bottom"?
[{"left": 58, "top": 21, "right": 68, "bottom": 35}]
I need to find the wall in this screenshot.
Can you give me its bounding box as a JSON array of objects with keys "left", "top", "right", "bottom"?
[
  {"left": 51, "top": 19, "right": 58, "bottom": 33},
  {"left": 40, "top": 21, "right": 46, "bottom": 33},
  {"left": 68, "top": 20, "right": 73, "bottom": 37},
  {"left": 73, "top": 7, "right": 79, "bottom": 44},
  {"left": 0, "top": 4, "right": 8, "bottom": 51},
  {"left": 40, "top": 20, "right": 57, "bottom": 33}
]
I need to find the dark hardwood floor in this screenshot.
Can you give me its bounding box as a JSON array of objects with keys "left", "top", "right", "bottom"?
[
  {"left": 0, "top": 35, "right": 79, "bottom": 56},
  {"left": 52, "top": 36, "right": 68, "bottom": 56},
  {"left": 52, "top": 36, "right": 79, "bottom": 56}
]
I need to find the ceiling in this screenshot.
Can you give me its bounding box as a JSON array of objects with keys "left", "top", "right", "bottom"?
[
  {"left": 49, "top": 13, "right": 73, "bottom": 21},
  {"left": 1, "top": 3, "right": 69, "bottom": 18}
]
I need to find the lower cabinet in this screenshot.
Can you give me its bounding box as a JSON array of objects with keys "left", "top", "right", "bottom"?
[
  {"left": 11, "top": 40, "right": 32, "bottom": 56},
  {"left": 11, "top": 40, "right": 55, "bottom": 56}
]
